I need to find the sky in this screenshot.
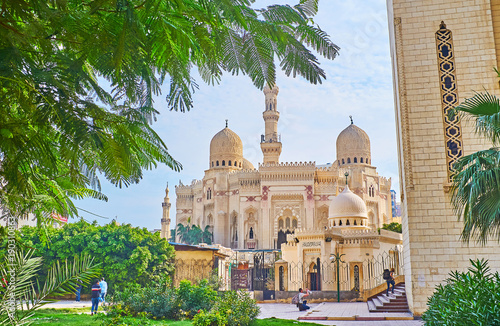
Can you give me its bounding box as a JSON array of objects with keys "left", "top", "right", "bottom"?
[{"left": 76, "top": 0, "right": 399, "bottom": 231}]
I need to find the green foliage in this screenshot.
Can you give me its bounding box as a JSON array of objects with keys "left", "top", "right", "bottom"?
[
  {"left": 106, "top": 276, "right": 178, "bottom": 320},
  {"left": 0, "top": 250, "right": 100, "bottom": 326},
  {"left": 177, "top": 280, "right": 218, "bottom": 318},
  {"left": 212, "top": 291, "right": 260, "bottom": 326},
  {"left": 449, "top": 70, "right": 500, "bottom": 243},
  {"left": 0, "top": 0, "right": 338, "bottom": 229},
  {"left": 175, "top": 219, "right": 213, "bottom": 245},
  {"left": 422, "top": 259, "right": 500, "bottom": 326},
  {"left": 107, "top": 277, "right": 217, "bottom": 321},
  {"left": 193, "top": 310, "right": 227, "bottom": 326},
  {"left": 380, "top": 222, "right": 402, "bottom": 234},
  {"left": 3, "top": 220, "right": 175, "bottom": 291}
]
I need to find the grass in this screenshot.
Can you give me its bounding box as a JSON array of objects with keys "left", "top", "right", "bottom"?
[
  {"left": 29, "top": 309, "right": 191, "bottom": 325},
  {"left": 29, "top": 310, "right": 328, "bottom": 326}
]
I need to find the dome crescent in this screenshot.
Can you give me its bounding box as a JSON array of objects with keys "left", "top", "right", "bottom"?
[{"left": 336, "top": 123, "right": 371, "bottom": 164}]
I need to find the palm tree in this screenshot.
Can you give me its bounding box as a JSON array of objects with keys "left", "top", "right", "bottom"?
[
  {"left": 0, "top": 250, "right": 100, "bottom": 325},
  {"left": 175, "top": 218, "right": 213, "bottom": 245},
  {"left": 449, "top": 77, "right": 500, "bottom": 243}
]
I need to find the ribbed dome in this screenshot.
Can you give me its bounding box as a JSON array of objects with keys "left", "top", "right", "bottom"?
[
  {"left": 336, "top": 123, "right": 371, "bottom": 165},
  {"left": 209, "top": 127, "right": 243, "bottom": 169},
  {"left": 242, "top": 158, "right": 255, "bottom": 170},
  {"left": 329, "top": 185, "right": 368, "bottom": 219}
]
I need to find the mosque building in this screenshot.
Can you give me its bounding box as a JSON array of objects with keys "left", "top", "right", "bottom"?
[{"left": 170, "top": 85, "right": 401, "bottom": 267}]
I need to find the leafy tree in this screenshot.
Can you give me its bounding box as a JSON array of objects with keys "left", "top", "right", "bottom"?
[
  {"left": 0, "top": 0, "right": 339, "bottom": 226},
  {"left": 449, "top": 70, "right": 500, "bottom": 243},
  {"left": 10, "top": 220, "right": 175, "bottom": 290},
  {"left": 0, "top": 250, "right": 100, "bottom": 326},
  {"left": 175, "top": 218, "right": 213, "bottom": 245}
]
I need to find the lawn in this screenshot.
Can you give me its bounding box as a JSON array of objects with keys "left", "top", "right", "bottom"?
[{"left": 29, "top": 310, "right": 328, "bottom": 326}]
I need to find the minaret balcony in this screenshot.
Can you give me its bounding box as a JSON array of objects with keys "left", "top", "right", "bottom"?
[{"left": 260, "top": 133, "right": 281, "bottom": 143}]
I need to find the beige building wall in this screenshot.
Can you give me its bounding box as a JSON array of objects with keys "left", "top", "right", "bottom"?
[{"left": 387, "top": 0, "right": 500, "bottom": 315}]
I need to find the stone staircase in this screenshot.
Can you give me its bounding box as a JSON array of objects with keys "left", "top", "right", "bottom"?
[{"left": 367, "top": 283, "right": 410, "bottom": 313}]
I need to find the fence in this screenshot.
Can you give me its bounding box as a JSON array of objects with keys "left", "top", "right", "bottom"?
[{"left": 283, "top": 247, "right": 404, "bottom": 293}]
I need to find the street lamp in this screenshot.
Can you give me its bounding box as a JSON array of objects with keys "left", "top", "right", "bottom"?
[{"left": 330, "top": 253, "right": 345, "bottom": 302}]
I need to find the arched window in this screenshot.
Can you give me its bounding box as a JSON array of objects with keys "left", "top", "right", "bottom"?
[
  {"left": 354, "top": 220, "right": 357, "bottom": 225},
  {"left": 347, "top": 158, "right": 351, "bottom": 163},
  {"left": 239, "top": 162, "right": 242, "bottom": 168},
  {"left": 369, "top": 185, "right": 375, "bottom": 197},
  {"left": 354, "top": 157, "right": 357, "bottom": 163},
  {"left": 216, "top": 161, "right": 219, "bottom": 166},
  {"left": 222, "top": 160, "right": 225, "bottom": 166},
  {"left": 339, "top": 220, "right": 342, "bottom": 226},
  {"left": 367, "top": 158, "right": 369, "bottom": 164},
  {"left": 342, "top": 159, "right": 345, "bottom": 165},
  {"left": 249, "top": 227, "right": 254, "bottom": 239},
  {"left": 360, "top": 157, "right": 363, "bottom": 163},
  {"left": 228, "top": 160, "right": 232, "bottom": 166},
  {"left": 286, "top": 217, "right": 290, "bottom": 229},
  {"left": 234, "top": 161, "right": 237, "bottom": 167},
  {"left": 346, "top": 219, "right": 350, "bottom": 226},
  {"left": 211, "top": 161, "right": 214, "bottom": 167},
  {"left": 279, "top": 219, "right": 284, "bottom": 229},
  {"left": 292, "top": 218, "right": 297, "bottom": 229},
  {"left": 333, "top": 221, "right": 336, "bottom": 226}
]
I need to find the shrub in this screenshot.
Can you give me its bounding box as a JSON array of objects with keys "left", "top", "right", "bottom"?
[
  {"left": 214, "top": 291, "right": 260, "bottom": 326},
  {"left": 177, "top": 279, "right": 218, "bottom": 318},
  {"left": 422, "top": 259, "right": 500, "bottom": 326},
  {"left": 107, "top": 275, "right": 179, "bottom": 320},
  {"left": 193, "top": 310, "right": 227, "bottom": 326}
]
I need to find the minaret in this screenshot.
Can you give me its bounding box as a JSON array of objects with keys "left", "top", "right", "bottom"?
[
  {"left": 161, "top": 183, "right": 171, "bottom": 240},
  {"left": 260, "top": 84, "right": 282, "bottom": 164}
]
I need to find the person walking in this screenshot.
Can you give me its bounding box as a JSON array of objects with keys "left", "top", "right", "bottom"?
[
  {"left": 297, "top": 288, "right": 311, "bottom": 311},
  {"left": 75, "top": 281, "right": 82, "bottom": 302},
  {"left": 99, "top": 277, "right": 108, "bottom": 304},
  {"left": 386, "top": 268, "right": 396, "bottom": 296},
  {"left": 90, "top": 280, "right": 101, "bottom": 315}
]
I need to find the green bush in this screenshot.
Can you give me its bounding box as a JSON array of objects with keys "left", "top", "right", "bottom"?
[
  {"left": 193, "top": 310, "right": 227, "bottom": 326},
  {"left": 107, "top": 275, "right": 179, "bottom": 320},
  {"left": 214, "top": 291, "right": 260, "bottom": 326},
  {"left": 422, "top": 259, "right": 500, "bottom": 326},
  {"left": 177, "top": 279, "right": 218, "bottom": 318}
]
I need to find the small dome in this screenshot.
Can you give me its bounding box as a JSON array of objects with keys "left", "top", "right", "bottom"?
[
  {"left": 329, "top": 185, "right": 368, "bottom": 219},
  {"left": 209, "top": 127, "right": 243, "bottom": 169},
  {"left": 242, "top": 158, "right": 255, "bottom": 170},
  {"left": 336, "top": 123, "right": 371, "bottom": 165}
]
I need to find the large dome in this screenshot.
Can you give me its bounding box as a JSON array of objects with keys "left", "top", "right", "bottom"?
[
  {"left": 329, "top": 185, "right": 368, "bottom": 218},
  {"left": 209, "top": 127, "right": 243, "bottom": 169},
  {"left": 242, "top": 158, "right": 255, "bottom": 170},
  {"left": 336, "top": 123, "right": 371, "bottom": 166}
]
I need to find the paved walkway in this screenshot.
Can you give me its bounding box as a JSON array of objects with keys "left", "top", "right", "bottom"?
[
  {"left": 257, "top": 302, "right": 424, "bottom": 326},
  {"left": 41, "top": 300, "right": 424, "bottom": 325}
]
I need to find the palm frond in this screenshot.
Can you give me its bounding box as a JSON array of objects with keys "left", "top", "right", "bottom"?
[
  {"left": 451, "top": 91, "right": 500, "bottom": 145},
  {"left": 450, "top": 148, "right": 500, "bottom": 244},
  {"left": 0, "top": 250, "right": 101, "bottom": 325}
]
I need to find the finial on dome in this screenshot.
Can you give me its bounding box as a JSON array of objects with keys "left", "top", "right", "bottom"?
[
  {"left": 344, "top": 172, "right": 349, "bottom": 185},
  {"left": 165, "top": 183, "right": 169, "bottom": 196},
  {"left": 439, "top": 21, "right": 446, "bottom": 30},
  {"left": 225, "top": 119, "right": 228, "bottom": 128},
  {"left": 349, "top": 115, "right": 353, "bottom": 125}
]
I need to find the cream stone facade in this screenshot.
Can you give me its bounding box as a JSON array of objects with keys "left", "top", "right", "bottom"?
[
  {"left": 174, "top": 86, "right": 398, "bottom": 263},
  {"left": 387, "top": 0, "right": 500, "bottom": 315}
]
